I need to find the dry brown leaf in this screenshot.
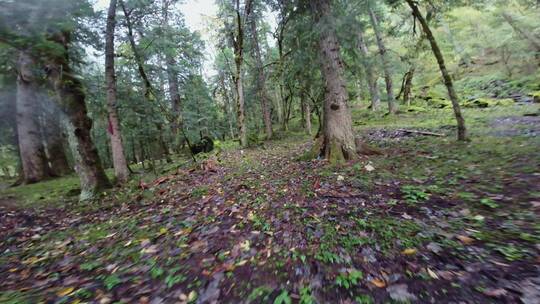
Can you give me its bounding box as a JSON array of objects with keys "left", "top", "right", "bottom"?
[
  {"left": 456, "top": 235, "right": 474, "bottom": 245},
  {"left": 371, "top": 278, "right": 386, "bottom": 288}
]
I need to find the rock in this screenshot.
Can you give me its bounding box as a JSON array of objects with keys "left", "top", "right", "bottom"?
[
  {"left": 361, "top": 247, "right": 377, "bottom": 263},
  {"left": 197, "top": 272, "right": 224, "bottom": 304},
  {"left": 387, "top": 284, "right": 417, "bottom": 302},
  {"left": 427, "top": 242, "right": 443, "bottom": 254}
]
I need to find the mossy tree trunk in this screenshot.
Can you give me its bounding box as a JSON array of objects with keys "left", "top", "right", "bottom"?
[
  {"left": 406, "top": 0, "right": 467, "bottom": 141},
  {"left": 16, "top": 51, "right": 51, "bottom": 183},
  {"left": 309, "top": 0, "right": 357, "bottom": 164},
  {"left": 46, "top": 31, "right": 111, "bottom": 201}
]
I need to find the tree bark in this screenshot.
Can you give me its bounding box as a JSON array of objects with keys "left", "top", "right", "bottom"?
[
  {"left": 368, "top": 4, "right": 397, "bottom": 114},
  {"left": 229, "top": 0, "right": 253, "bottom": 147},
  {"left": 502, "top": 12, "right": 540, "bottom": 54},
  {"left": 309, "top": 0, "right": 357, "bottom": 163},
  {"left": 301, "top": 91, "right": 312, "bottom": 135},
  {"left": 406, "top": 0, "right": 467, "bottom": 141},
  {"left": 357, "top": 27, "right": 381, "bottom": 111},
  {"left": 162, "top": 0, "right": 183, "bottom": 149},
  {"left": 16, "top": 51, "right": 51, "bottom": 183},
  {"left": 45, "top": 31, "right": 111, "bottom": 200},
  {"left": 250, "top": 16, "right": 273, "bottom": 140},
  {"left": 42, "top": 113, "right": 72, "bottom": 176},
  {"left": 105, "top": 0, "right": 130, "bottom": 183},
  {"left": 402, "top": 67, "right": 415, "bottom": 106}
]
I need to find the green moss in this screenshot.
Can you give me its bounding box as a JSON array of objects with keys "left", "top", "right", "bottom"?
[{"left": 463, "top": 97, "right": 514, "bottom": 108}]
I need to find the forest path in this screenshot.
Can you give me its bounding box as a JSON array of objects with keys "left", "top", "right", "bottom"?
[{"left": 1, "top": 125, "right": 540, "bottom": 303}]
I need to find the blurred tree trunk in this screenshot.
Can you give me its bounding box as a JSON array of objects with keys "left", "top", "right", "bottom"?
[
  {"left": 45, "top": 31, "right": 111, "bottom": 200},
  {"left": 162, "top": 0, "right": 183, "bottom": 150},
  {"left": 309, "top": 0, "right": 357, "bottom": 163},
  {"left": 105, "top": 0, "right": 130, "bottom": 183},
  {"left": 368, "top": 4, "right": 397, "bottom": 114},
  {"left": 16, "top": 52, "right": 51, "bottom": 183},
  {"left": 502, "top": 12, "right": 540, "bottom": 62},
  {"left": 357, "top": 27, "right": 381, "bottom": 111},
  {"left": 42, "top": 115, "right": 71, "bottom": 176},
  {"left": 406, "top": 0, "right": 467, "bottom": 141},
  {"left": 250, "top": 15, "right": 273, "bottom": 140}
]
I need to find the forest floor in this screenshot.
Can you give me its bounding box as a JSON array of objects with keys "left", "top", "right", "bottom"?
[{"left": 1, "top": 105, "right": 540, "bottom": 304}]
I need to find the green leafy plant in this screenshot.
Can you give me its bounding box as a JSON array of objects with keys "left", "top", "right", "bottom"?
[
  {"left": 335, "top": 269, "right": 363, "bottom": 289},
  {"left": 273, "top": 290, "right": 292, "bottom": 304},
  {"left": 479, "top": 198, "right": 499, "bottom": 208},
  {"left": 299, "top": 286, "right": 315, "bottom": 304},
  {"left": 103, "top": 274, "right": 122, "bottom": 290},
  {"left": 401, "top": 185, "right": 430, "bottom": 204}
]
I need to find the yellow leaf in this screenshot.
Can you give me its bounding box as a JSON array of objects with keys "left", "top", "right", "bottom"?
[
  {"left": 187, "top": 290, "right": 197, "bottom": 302},
  {"left": 457, "top": 235, "right": 474, "bottom": 245},
  {"left": 57, "top": 287, "right": 75, "bottom": 297},
  {"left": 427, "top": 268, "right": 439, "bottom": 279},
  {"left": 402, "top": 248, "right": 417, "bottom": 255},
  {"left": 370, "top": 278, "right": 386, "bottom": 288},
  {"left": 159, "top": 227, "right": 168, "bottom": 235}
]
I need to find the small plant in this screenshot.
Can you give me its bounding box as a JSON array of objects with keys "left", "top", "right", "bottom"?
[
  {"left": 335, "top": 269, "right": 363, "bottom": 289},
  {"left": 401, "top": 185, "right": 430, "bottom": 204},
  {"left": 355, "top": 294, "right": 374, "bottom": 304},
  {"left": 479, "top": 198, "right": 499, "bottom": 208},
  {"left": 103, "top": 274, "right": 121, "bottom": 290},
  {"left": 273, "top": 290, "right": 292, "bottom": 304},
  {"left": 299, "top": 286, "right": 315, "bottom": 304},
  {"left": 492, "top": 244, "right": 527, "bottom": 261},
  {"left": 191, "top": 186, "right": 209, "bottom": 198}
]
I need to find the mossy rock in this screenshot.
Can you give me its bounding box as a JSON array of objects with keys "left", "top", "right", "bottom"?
[
  {"left": 463, "top": 97, "right": 514, "bottom": 108},
  {"left": 406, "top": 106, "right": 427, "bottom": 113},
  {"left": 530, "top": 91, "right": 540, "bottom": 103},
  {"left": 430, "top": 98, "right": 452, "bottom": 109}
]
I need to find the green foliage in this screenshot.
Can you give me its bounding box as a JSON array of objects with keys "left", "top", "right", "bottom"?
[
  {"left": 335, "top": 270, "right": 363, "bottom": 289},
  {"left": 273, "top": 290, "right": 292, "bottom": 304}
]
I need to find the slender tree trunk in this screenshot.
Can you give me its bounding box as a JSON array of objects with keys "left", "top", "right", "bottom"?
[
  {"left": 301, "top": 91, "right": 312, "bottom": 135},
  {"left": 16, "top": 52, "right": 51, "bottom": 183},
  {"left": 368, "top": 5, "right": 397, "bottom": 114},
  {"left": 162, "top": 0, "right": 183, "bottom": 149},
  {"left": 502, "top": 12, "right": 540, "bottom": 60},
  {"left": 402, "top": 67, "right": 415, "bottom": 106},
  {"left": 309, "top": 0, "right": 357, "bottom": 163},
  {"left": 45, "top": 32, "right": 111, "bottom": 200},
  {"left": 406, "top": 0, "right": 467, "bottom": 141},
  {"left": 105, "top": 0, "right": 130, "bottom": 183},
  {"left": 250, "top": 17, "right": 273, "bottom": 140},
  {"left": 357, "top": 28, "right": 381, "bottom": 111}
]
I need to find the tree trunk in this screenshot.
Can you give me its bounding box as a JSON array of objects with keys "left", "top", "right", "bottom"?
[
  {"left": 43, "top": 118, "right": 71, "bottom": 176},
  {"left": 45, "top": 32, "right": 111, "bottom": 200},
  {"left": 357, "top": 27, "right": 381, "bottom": 111},
  {"left": 162, "top": 0, "right": 183, "bottom": 149},
  {"left": 309, "top": 0, "right": 357, "bottom": 163},
  {"left": 301, "top": 91, "right": 312, "bottom": 135},
  {"left": 105, "top": 0, "right": 130, "bottom": 183},
  {"left": 368, "top": 5, "right": 397, "bottom": 114},
  {"left": 402, "top": 67, "right": 415, "bottom": 107},
  {"left": 406, "top": 0, "right": 467, "bottom": 141},
  {"left": 502, "top": 12, "right": 540, "bottom": 55},
  {"left": 250, "top": 17, "right": 273, "bottom": 140},
  {"left": 16, "top": 51, "right": 51, "bottom": 183}
]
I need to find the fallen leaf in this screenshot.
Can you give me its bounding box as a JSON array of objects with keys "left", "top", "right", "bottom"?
[
  {"left": 365, "top": 164, "right": 375, "bottom": 172},
  {"left": 427, "top": 268, "right": 439, "bottom": 279},
  {"left": 57, "top": 287, "right": 75, "bottom": 297},
  {"left": 457, "top": 235, "right": 474, "bottom": 245},
  {"left": 483, "top": 288, "right": 507, "bottom": 298},
  {"left": 402, "top": 248, "right": 417, "bottom": 255},
  {"left": 370, "top": 278, "right": 386, "bottom": 288}
]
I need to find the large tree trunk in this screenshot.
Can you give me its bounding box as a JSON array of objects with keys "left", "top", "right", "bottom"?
[
  {"left": 401, "top": 67, "right": 415, "bottom": 107},
  {"left": 250, "top": 16, "right": 273, "bottom": 140},
  {"left": 368, "top": 5, "right": 397, "bottom": 114},
  {"left": 45, "top": 32, "right": 111, "bottom": 200},
  {"left": 16, "top": 52, "right": 51, "bottom": 183},
  {"left": 105, "top": 0, "right": 130, "bottom": 183},
  {"left": 406, "top": 0, "right": 467, "bottom": 141},
  {"left": 309, "top": 0, "right": 357, "bottom": 163},
  {"left": 357, "top": 28, "right": 381, "bottom": 111}
]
